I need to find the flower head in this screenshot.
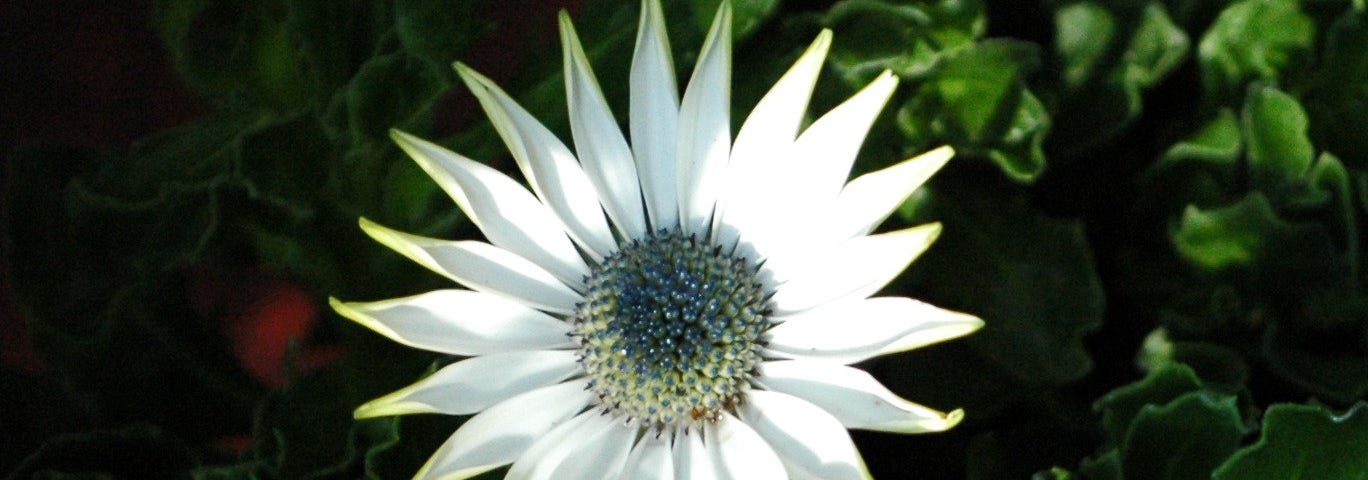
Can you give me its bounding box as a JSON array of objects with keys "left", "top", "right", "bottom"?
[{"left": 332, "top": 0, "right": 984, "bottom": 478}]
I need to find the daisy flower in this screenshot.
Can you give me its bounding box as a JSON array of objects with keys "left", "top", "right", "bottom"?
[{"left": 331, "top": 0, "right": 984, "bottom": 478}]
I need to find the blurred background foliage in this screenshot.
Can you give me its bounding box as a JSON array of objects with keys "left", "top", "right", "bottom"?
[{"left": 3, "top": 0, "right": 1367, "bottom": 478}]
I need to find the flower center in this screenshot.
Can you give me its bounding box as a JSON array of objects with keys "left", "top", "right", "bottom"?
[{"left": 573, "top": 229, "right": 770, "bottom": 429}]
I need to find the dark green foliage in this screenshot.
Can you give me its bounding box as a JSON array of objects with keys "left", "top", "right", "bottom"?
[{"left": 5, "top": 0, "right": 1368, "bottom": 478}]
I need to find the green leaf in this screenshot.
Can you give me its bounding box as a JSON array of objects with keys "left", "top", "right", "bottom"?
[
  {"left": 1197, "top": 0, "right": 1314, "bottom": 105},
  {"left": 1141, "top": 110, "right": 1244, "bottom": 212},
  {"left": 1214, "top": 402, "right": 1368, "bottom": 480},
  {"left": 1124, "top": 3, "right": 1191, "bottom": 91},
  {"left": 906, "top": 177, "right": 1102, "bottom": 385},
  {"left": 1172, "top": 193, "right": 1285, "bottom": 271},
  {"left": 1055, "top": 2, "right": 1116, "bottom": 90},
  {"left": 1094, "top": 363, "right": 1204, "bottom": 444},
  {"left": 1159, "top": 109, "right": 1242, "bottom": 167},
  {"left": 1307, "top": 153, "right": 1359, "bottom": 272},
  {"left": 1242, "top": 85, "right": 1314, "bottom": 190},
  {"left": 897, "top": 40, "right": 1050, "bottom": 183},
  {"left": 823, "top": 0, "right": 985, "bottom": 87},
  {"left": 1172, "top": 191, "right": 1347, "bottom": 283},
  {"left": 1120, "top": 392, "right": 1246, "bottom": 480}
]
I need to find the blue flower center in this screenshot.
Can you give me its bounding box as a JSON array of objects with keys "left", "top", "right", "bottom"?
[{"left": 574, "top": 229, "right": 770, "bottom": 429}]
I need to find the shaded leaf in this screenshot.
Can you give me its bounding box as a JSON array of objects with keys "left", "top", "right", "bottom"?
[
  {"left": 1303, "top": 4, "right": 1368, "bottom": 168},
  {"left": 690, "top": 0, "right": 780, "bottom": 41},
  {"left": 153, "top": 0, "right": 311, "bottom": 111},
  {"left": 7, "top": 425, "right": 197, "bottom": 479},
  {"left": 1120, "top": 392, "right": 1245, "bottom": 480},
  {"left": 395, "top": 0, "right": 485, "bottom": 71},
  {"left": 1050, "top": 2, "right": 1190, "bottom": 158},
  {"left": 1213, "top": 402, "right": 1368, "bottom": 480},
  {"left": 1094, "top": 363, "right": 1204, "bottom": 444},
  {"left": 344, "top": 51, "right": 449, "bottom": 145},
  {"left": 907, "top": 177, "right": 1102, "bottom": 385}
]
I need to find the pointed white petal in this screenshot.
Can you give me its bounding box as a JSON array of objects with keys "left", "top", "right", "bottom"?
[
  {"left": 560, "top": 13, "right": 648, "bottom": 239},
  {"left": 630, "top": 0, "right": 681, "bottom": 229},
  {"left": 455, "top": 63, "right": 617, "bottom": 257},
  {"left": 390, "top": 130, "right": 590, "bottom": 287},
  {"left": 739, "top": 390, "right": 870, "bottom": 480},
  {"left": 329, "top": 290, "right": 571, "bottom": 356},
  {"left": 707, "top": 413, "right": 786, "bottom": 479},
  {"left": 414, "top": 380, "right": 592, "bottom": 480},
  {"left": 672, "top": 431, "right": 716, "bottom": 480},
  {"left": 789, "top": 70, "right": 899, "bottom": 202},
  {"left": 766, "top": 297, "right": 984, "bottom": 364},
  {"left": 760, "top": 360, "right": 965, "bottom": 433},
  {"left": 769, "top": 223, "right": 942, "bottom": 314},
  {"left": 544, "top": 416, "right": 636, "bottom": 479},
  {"left": 505, "top": 411, "right": 607, "bottom": 480},
  {"left": 617, "top": 434, "right": 674, "bottom": 480},
  {"left": 353, "top": 350, "right": 581, "bottom": 418},
  {"left": 715, "top": 30, "right": 833, "bottom": 247},
  {"left": 675, "top": 3, "right": 731, "bottom": 235},
  {"left": 826, "top": 146, "right": 954, "bottom": 240},
  {"left": 358, "top": 218, "right": 582, "bottom": 314},
  {"left": 729, "top": 30, "right": 831, "bottom": 175}
]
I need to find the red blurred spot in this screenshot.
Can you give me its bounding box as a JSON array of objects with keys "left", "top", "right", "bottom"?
[
  {"left": 189, "top": 267, "right": 344, "bottom": 388},
  {"left": 213, "top": 433, "right": 254, "bottom": 456}
]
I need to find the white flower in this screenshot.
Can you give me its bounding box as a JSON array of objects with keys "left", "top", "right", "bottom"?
[{"left": 331, "top": 0, "right": 984, "bottom": 478}]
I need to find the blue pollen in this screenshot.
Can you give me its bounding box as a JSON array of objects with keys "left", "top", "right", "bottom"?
[{"left": 573, "top": 229, "right": 770, "bottom": 428}]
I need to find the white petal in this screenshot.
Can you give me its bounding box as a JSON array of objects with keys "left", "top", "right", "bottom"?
[
  {"left": 353, "top": 350, "right": 581, "bottom": 418},
  {"left": 789, "top": 70, "right": 899, "bottom": 203},
  {"left": 414, "top": 379, "right": 592, "bottom": 480},
  {"left": 390, "top": 130, "right": 590, "bottom": 287},
  {"left": 505, "top": 411, "right": 610, "bottom": 480},
  {"left": 455, "top": 63, "right": 617, "bottom": 258},
  {"left": 617, "top": 434, "right": 674, "bottom": 480},
  {"left": 760, "top": 360, "right": 965, "bottom": 433},
  {"left": 769, "top": 223, "right": 942, "bottom": 314},
  {"left": 329, "top": 290, "right": 571, "bottom": 356},
  {"left": 544, "top": 416, "right": 636, "bottom": 479},
  {"left": 560, "top": 13, "right": 648, "bottom": 239},
  {"left": 766, "top": 297, "right": 984, "bottom": 364},
  {"left": 358, "top": 218, "right": 582, "bottom": 314},
  {"left": 739, "top": 390, "right": 870, "bottom": 480},
  {"left": 707, "top": 413, "right": 786, "bottom": 480},
  {"left": 675, "top": 2, "right": 731, "bottom": 235},
  {"left": 826, "top": 146, "right": 954, "bottom": 241},
  {"left": 715, "top": 30, "right": 833, "bottom": 247},
  {"left": 630, "top": 0, "right": 681, "bottom": 229},
  {"left": 672, "top": 431, "right": 716, "bottom": 480}
]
